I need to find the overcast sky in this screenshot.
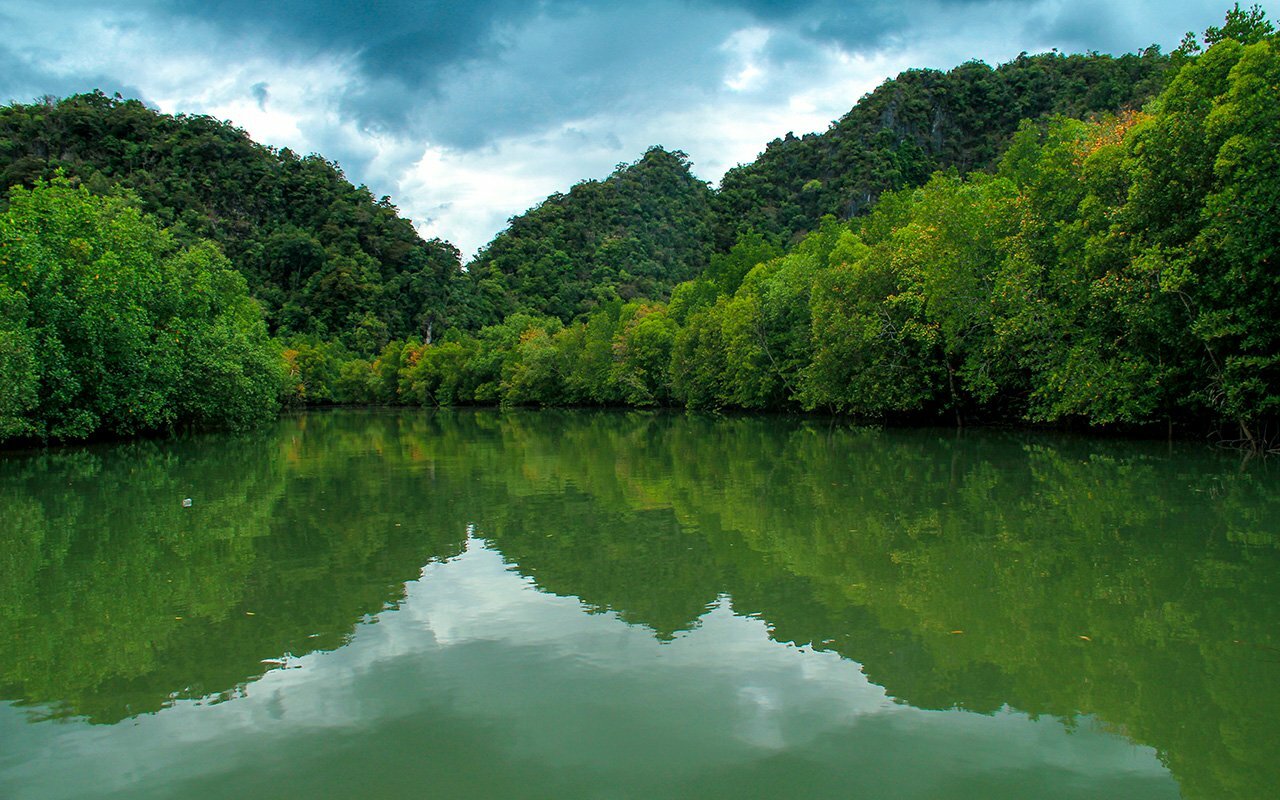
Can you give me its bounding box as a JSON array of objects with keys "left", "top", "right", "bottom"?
[{"left": 0, "top": 1, "right": 1245, "bottom": 257}]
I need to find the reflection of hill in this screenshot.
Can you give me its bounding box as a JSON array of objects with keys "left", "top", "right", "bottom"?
[
  {"left": 435, "top": 411, "right": 1280, "bottom": 800},
  {"left": 0, "top": 416, "right": 468, "bottom": 723},
  {"left": 3, "top": 409, "right": 1278, "bottom": 798}
]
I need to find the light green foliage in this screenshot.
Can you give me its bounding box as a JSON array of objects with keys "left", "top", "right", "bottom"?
[
  {"left": 719, "top": 218, "right": 845, "bottom": 408},
  {"left": 402, "top": 338, "right": 478, "bottom": 407},
  {"left": 705, "top": 231, "right": 782, "bottom": 295},
  {"left": 611, "top": 303, "right": 677, "bottom": 406},
  {"left": 1195, "top": 38, "right": 1280, "bottom": 427},
  {"left": 503, "top": 327, "right": 568, "bottom": 407},
  {"left": 333, "top": 357, "right": 375, "bottom": 404},
  {"left": 803, "top": 227, "right": 941, "bottom": 415},
  {"left": 280, "top": 337, "right": 348, "bottom": 405},
  {"left": 800, "top": 178, "right": 1021, "bottom": 418},
  {"left": 0, "top": 286, "right": 39, "bottom": 438},
  {"left": 172, "top": 245, "right": 286, "bottom": 428},
  {"left": 665, "top": 279, "right": 718, "bottom": 325},
  {"left": 718, "top": 291, "right": 773, "bottom": 409},
  {"left": 878, "top": 174, "right": 1020, "bottom": 409},
  {"left": 563, "top": 306, "right": 623, "bottom": 404},
  {"left": 670, "top": 304, "right": 729, "bottom": 409},
  {"left": 0, "top": 178, "right": 280, "bottom": 441}
]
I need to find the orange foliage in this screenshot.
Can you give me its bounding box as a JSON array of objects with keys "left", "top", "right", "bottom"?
[{"left": 1076, "top": 110, "right": 1149, "bottom": 164}]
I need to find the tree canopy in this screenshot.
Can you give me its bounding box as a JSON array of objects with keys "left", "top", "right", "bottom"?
[
  {"left": 0, "top": 178, "right": 282, "bottom": 441},
  {"left": 713, "top": 47, "right": 1171, "bottom": 247},
  {"left": 463, "top": 147, "right": 716, "bottom": 324}
]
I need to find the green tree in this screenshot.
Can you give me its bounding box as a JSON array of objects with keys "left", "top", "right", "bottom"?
[{"left": 0, "top": 178, "right": 280, "bottom": 441}]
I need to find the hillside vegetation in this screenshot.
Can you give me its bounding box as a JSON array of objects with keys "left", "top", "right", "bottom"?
[
  {"left": 1, "top": 5, "right": 1277, "bottom": 444},
  {"left": 321, "top": 9, "right": 1280, "bottom": 445},
  {"left": 465, "top": 47, "right": 1174, "bottom": 324},
  {"left": 0, "top": 93, "right": 466, "bottom": 347}
]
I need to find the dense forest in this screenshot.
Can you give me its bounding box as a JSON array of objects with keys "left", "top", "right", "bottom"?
[
  {"left": 464, "top": 147, "right": 716, "bottom": 323},
  {"left": 0, "top": 93, "right": 468, "bottom": 344},
  {"left": 713, "top": 47, "right": 1171, "bottom": 247},
  {"left": 460, "top": 47, "right": 1174, "bottom": 324},
  {"left": 0, "top": 6, "right": 1277, "bottom": 445}
]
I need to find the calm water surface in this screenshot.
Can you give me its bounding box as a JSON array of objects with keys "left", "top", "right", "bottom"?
[{"left": 2, "top": 409, "right": 1278, "bottom": 799}]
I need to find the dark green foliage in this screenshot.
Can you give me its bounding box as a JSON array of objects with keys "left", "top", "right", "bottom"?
[
  {"left": 705, "top": 230, "right": 782, "bottom": 295},
  {"left": 0, "top": 178, "right": 281, "bottom": 441},
  {"left": 0, "top": 92, "right": 464, "bottom": 350},
  {"left": 1204, "top": 3, "right": 1275, "bottom": 46},
  {"left": 1112, "top": 34, "right": 1280, "bottom": 436},
  {"left": 714, "top": 48, "right": 1171, "bottom": 248},
  {"left": 464, "top": 147, "right": 715, "bottom": 323}
]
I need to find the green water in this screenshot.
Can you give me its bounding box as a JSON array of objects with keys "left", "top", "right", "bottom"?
[{"left": 1, "top": 410, "right": 1278, "bottom": 799}]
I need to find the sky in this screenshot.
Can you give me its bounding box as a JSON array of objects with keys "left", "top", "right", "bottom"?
[{"left": 0, "top": 1, "right": 1246, "bottom": 257}]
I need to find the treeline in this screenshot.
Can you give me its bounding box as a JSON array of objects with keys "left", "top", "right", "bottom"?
[
  {"left": 303, "top": 21, "right": 1280, "bottom": 441},
  {"left": 0, "top": 92, "right": 469, "bottom": 346}
]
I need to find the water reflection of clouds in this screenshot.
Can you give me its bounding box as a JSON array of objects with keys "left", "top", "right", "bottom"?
[{"left": 0, "top": 538, "right": 1175, "bottom": 800}]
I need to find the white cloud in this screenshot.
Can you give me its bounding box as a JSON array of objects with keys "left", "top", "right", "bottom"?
[{"left": 722, "top": 27, "right": 772, "bottom": 91}]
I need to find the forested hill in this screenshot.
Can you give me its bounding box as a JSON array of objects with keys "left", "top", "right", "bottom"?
[
  {"left": 0, "top": 92, "right": 465, "bottom": 347},
  {"left": 0, "top": 47, "right": 1176, "bottom": 336},
  {"left": 464, "top": 147, "right": 715, "bottom": 323},
  {"left": 716, "top": 48, "right": 1172, "bottom": 247},
  {"left": 465, "top": 47, "right": 1172, "bottom": 324},
  {"left": 714, "top": 48, "right": 1171, "bottom": 247}
]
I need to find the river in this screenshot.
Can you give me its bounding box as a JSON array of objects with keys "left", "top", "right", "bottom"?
[{"left": 2, "top": 409, "right": 1277, "bottom": 798}]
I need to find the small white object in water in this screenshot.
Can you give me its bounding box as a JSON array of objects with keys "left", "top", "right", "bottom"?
[{"left": 182, "top": 498, "right": 193, "bottom": 507}]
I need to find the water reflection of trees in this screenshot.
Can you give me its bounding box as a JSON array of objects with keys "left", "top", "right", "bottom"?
[
  {"left": 438, "top": 410, "right": 1280, "bottom": 800},
  {"left": 0, "top": 420, "right": 467, "bottom": 723},
  {"left": 2, "top": 409, "right": 1278, "bottom": 797}
]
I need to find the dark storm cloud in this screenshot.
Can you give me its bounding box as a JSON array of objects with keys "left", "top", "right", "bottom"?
[
  {"left": 53, "top": 0, "right": 1206, "bottom": 156},
  {"left": 159, "top": 0, "right": 752, "bottom": 150},
  {"left": 1024, "top": 0, "right": 1160, "bottom": 53},
  {"left": 399, "top": 3, "right": 746, "bottom": 148},
  {"left": 160, "top": 0, "right": 568, "bottom": 137},
  {"left": 148, "top": 0, "right": 1164, "bottom": 147},
  {"left": 169, "top": 0, "right": 533, "bottom": 74},
  {"left": 708, "top": 0, "right": 999, "bottom": 45},
  {"left": 0, "top": 1, "right": 1233, "bottom": 139}
]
